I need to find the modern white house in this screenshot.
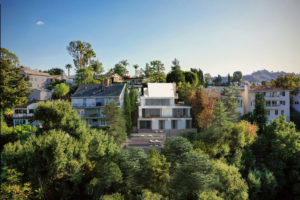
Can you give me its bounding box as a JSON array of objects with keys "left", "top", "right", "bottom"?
[
  {"left": 138, "top": 83, "right": 194, "bottom": 134},
  {"left": 71, "top": 81, "right": 126, "bottom": 127},
  {"left": 12, "top": 103, "right": 37, "bottom": 126},
  {"left": 247, "top": 86, "right": 290, "bottom": 121}
]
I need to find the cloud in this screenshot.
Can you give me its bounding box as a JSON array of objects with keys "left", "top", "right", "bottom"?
[{"left": 36, "top": 20, "right": 44, "bottom": 25}]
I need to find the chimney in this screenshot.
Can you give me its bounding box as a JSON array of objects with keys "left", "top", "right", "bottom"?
[{"left": 104, "top": 79, "right": 110, "bottom": 87}]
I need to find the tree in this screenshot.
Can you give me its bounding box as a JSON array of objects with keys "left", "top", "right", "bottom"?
[
  {"left": 103, "top": 101, "right": 127, "bottom": 144},
  {"left": 166, "top": 59, "right": 185, "bottom": 84},
  {"left": 191, "top": 68, "right": 205, "bottom": 86},
  {"left": 67, "top": 40, "right": 94, "bottom": 69},
  {"left": 84, "top": 49, "right": 96, "bottom": 69},
  {"left": 139, "top": 189, "right": 163, "bottom": 200},
  {"left": 65, "top": 64, "right": 72, "bottom": 77},
  {"left": 113, "top": 60, "right": 129, "bottom": 77},
  {"left": 34, "top": 100, "right": 87, "bottom": 137},
  {"left": 178, "top": 82, "right": 194, "bottom": 105},
  {"left": 204, "top": 73, "right": 212, "bottom": 85},
  {"left": 171, "top": 151, "right": 218, "bottom": 200},
  {"left": 271, "top": 73, "right": 300, "bottom": 95},
  {"left": 75, "top": 68, "right": 100, "bottom": 86},
  {"left": 139, "top": 148, "right": 170, "bottom": 195},
  {"left": 253, "top": 92, "right": 267, "bottom": 131},
  {"left": 129, "top": 84, "right": 138, "bottom": 126},
  {"left": 133, "top": 64, "right": 139, "bottom": 77},
  {"left": 161, "top": 136, "right": 192, "bottom": 167},
  {"left": 250, "top": 116, "right": 300, "bottom": 199},
  {"left": 91, "top": 60, "right": 104, "bottom": 75},
  {"left": 145, "top": 60, "right": 166, "bottom": 83},
  {"left": 123, "top": 85, "right": 132, "bottom": 134},
  {"left": 184, "top": 71, "right": 198, "bottom": 85},
  {"left": 227, "top": 74, "right": 232, "bottom": 86},
  {"left": 232, "top": 71, "right": 242, "bottom": 85},
  {"left": 213, "top": 160, "right": 248, "bottom": 200},
  {"left": 0, "top": 168, "right": 40, "bottom": 199},
  {"left": 190, "top": 89, "right": 220, "bottom": 130},
  {"left": 54, "top": 83, "right": 70, "bottom": 98},
  {"left": 47, "top": 68, "right": 64, "bottom": 75},
  {"left": 213, "top": 75, "right": 222, "bottom": 86},
  {"left": 0, "top": 48, "right": 31, "bottom": 133},
  {"left": 221, "top": 86, "right": 241, "bottom": 122},
  {"left": 213, "top": 100, "right": 228, "bottom": 127}
]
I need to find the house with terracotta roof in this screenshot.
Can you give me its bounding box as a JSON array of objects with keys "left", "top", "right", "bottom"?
[
  {"left": 20, "top": 66, "right": 52, "bottom": 89},
  {"left": 248, "top": 86, "right": 290, "bottom": 121}
]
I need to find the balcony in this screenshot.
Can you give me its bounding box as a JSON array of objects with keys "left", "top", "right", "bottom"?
[
  {"left": 13, "top": 114, "right": 34, "bottom": 119},
  {"left": 266, "top": 104, "right": 281, "bottom": 108},
  {"left": 81, "top": 113, "right": 105, "bottom": 118}
]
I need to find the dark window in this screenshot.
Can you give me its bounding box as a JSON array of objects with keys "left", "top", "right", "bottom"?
[
  {"left": 140, "top": 120, "right": 152, "bottom": 129},
  {"left": 281, "top": 91, "right": 285, "bottom": 96},
  {"left": 171, "top": 120, "right": 177, "bottom": 129},
  {"left": 280, "top": 101, "right": 285, "bottom": 105},
  {"left": 295, "top": 101, "right": 299, "bottom": 105},
  {"left": 145, "top": 99, "right": 170, "bottom": 106},
  {"left": 186, "top": 120, "right": 192, "bottom": 129},
  {"left": 159, "top": 120, "right": 165, "bottom": 129},
  {"left": 173, "top": 108, "right": 188, "bottom": 117},
  {"left": 267, "top": 110, "right": 270, "bottom": 116},
  {"left": 142, "top": 109, "right": 161, "bottom": 118},
  {"left": 275, "top": 110, "right": 278, "bottom": 115},
  {"left": 281, "top": 110, "right": 284, "bottom": 115},
  {"left": 29, "top": 109, "right": 34, "bottom": 113}
]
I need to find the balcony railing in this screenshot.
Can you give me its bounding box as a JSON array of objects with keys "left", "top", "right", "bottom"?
[
  {"left": 266, "top": 104, "right": 280, "bottom": 108},
  {"left": 13, "top": 114, "right": 34, "bottom": 118},
  {"left": 80, "top": 113, "right": 106, "bottom": 118}
]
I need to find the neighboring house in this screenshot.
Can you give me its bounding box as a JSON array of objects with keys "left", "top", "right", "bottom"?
[
  {"left": 248, "top": 86, "right": 290, "bottom": 121},
  {"left": 291, "top": 89, "right": 300, "bottom": 112},
  {"left": 71, "top": 81, "right": 126, "bottom": 127},
  {"left": 20, "top": 66, "right": 52, "bottom": 89},
  {"left": 13, "top": 103, "right": 37, "bottom": 126},
  {"left": 124, "top": 77, "right": 151, "bottom": 85},
  {"left": 203, "top": 86, "right": 246, "bottom": 116},
  {"left": 94, "top": 73, "right": 124, "bottom": 83},
  {"left": 28, "top": 89, "right": 53, "bottom": 101},
  {"left": 138, "top": 83, "right": 194, "bottom": 134}
]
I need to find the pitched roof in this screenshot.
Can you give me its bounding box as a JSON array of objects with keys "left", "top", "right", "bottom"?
[
  {"left": 250, "top": 86, "right": 286, "bottom": 92},
  {"left": 72, "top": 84, "right": 125, "bottom": 98}
]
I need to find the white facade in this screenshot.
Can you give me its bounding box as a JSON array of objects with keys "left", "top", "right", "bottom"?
[
  {"left": 138, "top": 83, "right": 193, "bottom": 132},
  {"left": 13, "top": 103, "right": 37, "bottom": 126},
  {"left": 248, "top": 87, "right": 290, "bottom": 121},
  {"left": 292, "top": 91, "right": 300, "bottom": 112}
]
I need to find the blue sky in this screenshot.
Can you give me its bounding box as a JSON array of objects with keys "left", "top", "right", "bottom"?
[{"left": 1, "top": 0, "right": 300, "bottom": 76}]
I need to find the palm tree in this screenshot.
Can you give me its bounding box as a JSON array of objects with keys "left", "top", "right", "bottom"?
[
  {"left": 85, "top": 49, "right": 96, "bottom": 69},
  {"left": 65, "top": 64, "right": 72, "bottom": 77},
  {"left": 133, "top": 64, "right": 139, "bottom": 77}
]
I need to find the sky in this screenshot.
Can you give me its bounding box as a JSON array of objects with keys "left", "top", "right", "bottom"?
[{"left": 1, "top": 0, "right": 300, "bottom": 76}]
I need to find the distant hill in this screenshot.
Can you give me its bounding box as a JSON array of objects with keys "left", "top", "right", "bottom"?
[{"left": 242, "top": 70, "right": 288, "bottom": 83}]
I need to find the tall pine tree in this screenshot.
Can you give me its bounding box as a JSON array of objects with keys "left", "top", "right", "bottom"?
[
  {"left": 123, "top": 84, "right": 132, "bottom": 134},
  {"left": 129, "top": 83, "right": 138, "bottom": 126}
]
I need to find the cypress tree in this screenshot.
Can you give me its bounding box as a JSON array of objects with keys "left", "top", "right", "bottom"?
[
  {"left": 123, "top": 84, "right": 132, "bottom": 134},
  {"left": 253, "top": 92, "right": 267, "bottom": 131},
  {"left": 129, "top": 83, "right": 138, "bottom": 126}
]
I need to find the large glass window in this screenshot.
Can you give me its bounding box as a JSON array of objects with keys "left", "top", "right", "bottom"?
[
  {"left": 159, "top": 120, "right": 165, "bottom": 129},
  {"left": 171, "top": 120, "right": 178, "bottom": 129},
  {"left": 145, "top": 99, "right": 170, "bottom": 106},
  {"left": 140, "top": 120, "right": 152, "bottom": 129},
  {"left": 142, "top": 109, "right": 161, "bottom": 118},
  {"left": 186, "top": 120, "right": 192, "bottom": 129},
  {"left": 173, "top": 108, "right": 188, "bottom": 117}
]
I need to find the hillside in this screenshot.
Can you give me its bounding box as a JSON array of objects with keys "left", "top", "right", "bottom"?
[{"left": 242, "top": 69, "right": 287, "bottom": 82}]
